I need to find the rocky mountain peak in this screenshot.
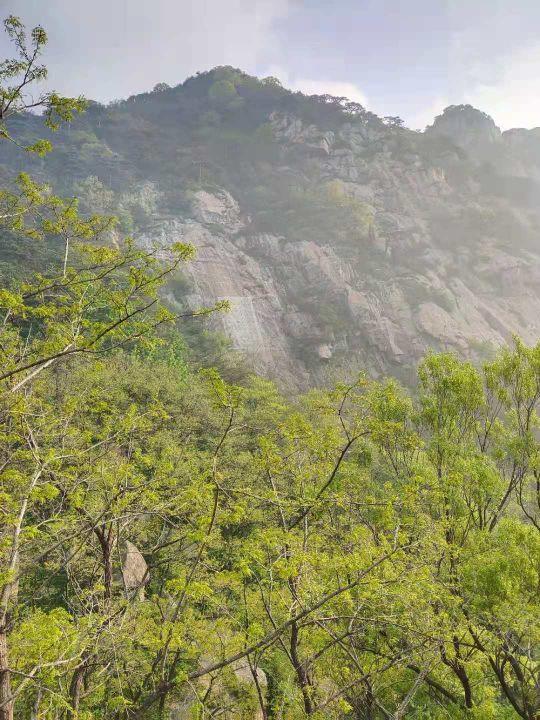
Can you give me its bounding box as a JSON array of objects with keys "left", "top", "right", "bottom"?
[
  {"left": 2, "top": 75, "right": 540, "bottom": 388},
  {"left": 426, "top": 104, "right": 502, "bottom": 152}
]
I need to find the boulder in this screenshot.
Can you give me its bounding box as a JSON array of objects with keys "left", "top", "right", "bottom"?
[{"left": 122, "top": 541, "right": 149, "bottom": 596}]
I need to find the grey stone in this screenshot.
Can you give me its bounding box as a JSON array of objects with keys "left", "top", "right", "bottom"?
[{"left": 122, "top": 541, "right": 149, "bottom": 594}]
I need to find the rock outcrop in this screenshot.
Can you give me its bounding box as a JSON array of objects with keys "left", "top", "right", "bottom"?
[
  {"left": 137, "top": 105, "right": 540, "bottom": 387},
  {"left": 122, "top": 541, "right": 149, "bottom": 597},
  {"left": 5, "top": 73, "right": 540, "bottom": 387}
]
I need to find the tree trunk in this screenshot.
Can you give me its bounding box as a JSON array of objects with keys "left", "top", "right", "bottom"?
[
  {"left": 248, "top": 658, "right": 268, "bottom": 720},
  {"left": 95, "top": 526, "right": 114, "bottom": 600},
  {"left": 30, "top": 687, "right": 42, "bottom": 719},
  {"left": 440, "top": 639, "right": 473, "bottom": 710},
  {"left": 455, "top": 663, "right": 473, "bottom": 710},
  {"left": 0, "top": 628, "right": 13, "bottom": 720},
  {"left": 442, "top": 657, "right": 473, "bottom": 709},
  {"left": 290, "top": 620, "right": 313, "bottom": 715},
  {"left": 67, "top": 662, "right": 86, "bottom": 719}
]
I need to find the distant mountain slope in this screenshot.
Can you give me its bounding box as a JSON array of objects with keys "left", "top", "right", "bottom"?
[{"left": 2, "top": 68, "right": 540, "bottom": 386}]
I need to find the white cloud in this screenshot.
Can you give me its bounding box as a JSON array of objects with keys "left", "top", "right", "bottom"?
[
  {"left": 403, "top": 96, "right": 451, "bottom": 132},
  {"left": 289, "top": 79, "right": 368, "bottom": 106},
  {"left": 0, "top": 0, "right": 292, "bottom": 101},
  {"left": 404, "top": 39, "right": 540, "bottom": 132},
  {"left": 6, "top": 0, "right": 538, "bottom": 133},
  {"left": 462, "top": 42, "right": 540, "bottom": 130},
  {"left": 261, "top": 65, "right": 368, "bottom": 108},
  {"left": 441, "top": 2, "right": 540, "bottom": 130}
]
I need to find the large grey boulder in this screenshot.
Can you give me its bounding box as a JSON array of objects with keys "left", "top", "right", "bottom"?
[{"left": 122, "top": 541, "right": 149, "bottom": 597}]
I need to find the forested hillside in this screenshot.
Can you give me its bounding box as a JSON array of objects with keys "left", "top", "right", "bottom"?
[{"left": 0, "top": 15, "right": 538, "bottom": 720}]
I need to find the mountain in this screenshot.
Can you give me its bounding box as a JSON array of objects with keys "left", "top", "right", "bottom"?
[{"left": 3, "top": 67, "right": 540, "bottom": 387}]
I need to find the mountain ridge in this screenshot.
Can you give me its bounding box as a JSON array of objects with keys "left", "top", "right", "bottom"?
[{"left": 2, "top": 66, "right": 540, "bottom": 387}]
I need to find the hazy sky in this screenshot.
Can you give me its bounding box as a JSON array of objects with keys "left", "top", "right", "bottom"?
[{"left": 2, "top": 0, "right": 540, "bottom": 130}]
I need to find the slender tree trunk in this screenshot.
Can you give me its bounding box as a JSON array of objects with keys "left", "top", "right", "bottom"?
[
  {"left": 62, "top": 236, "right": 70, "bottom": 277},
  {"left": 248, "top": 658, "right": 268, "bottom": 720},
  {"left": 0, "top": 627, "right": 13, "bottom": 720},
  {"left": 0, "top": 471, "right": 41, "bottom": 720},
  {"left": 488, "top": 654, "right": 533, "bottom": 720},
  {"left": 95, "top": 526, "right": 114, "bottom": 600},
  {"left": 67, "top": 662, "right": 86, "bottom": 719},
  {"left": 455, "top": 663, "right": 473, "bottom": 710},
  {"left": 31, "top": 686, "right": 42, "bottom": 719},
  {"left": 290, "top": 620, "right": 313, "bottom": 715},
  {"left": 440, "top": 646, "right": 473, "bottom": 710},
  {"left": 103, "top": 542, "right": 112, "bottom": 600}
]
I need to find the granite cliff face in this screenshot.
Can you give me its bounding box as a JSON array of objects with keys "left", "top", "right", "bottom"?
[
  {"left": 145, "top": 102, "right": 540, "bottom": 387},
  {"left": 3, "top": 72, "right": 540, "bottom": 387}
]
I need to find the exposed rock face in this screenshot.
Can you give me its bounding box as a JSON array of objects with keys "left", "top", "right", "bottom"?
[
  {"left": 5, "top": 77, "right": 540, "bottom": 387},
  {"left": 426, "top": 104, "right": 502, "bottom": 154},
  {"left": 136, "top": 106, "right": 540, "bottom": 387},
  {"left": 191, "top": 188, "right": 244, "bottom": 230},
  {"left": 142, "top": 217, "right": 306, "bottom": 386}
]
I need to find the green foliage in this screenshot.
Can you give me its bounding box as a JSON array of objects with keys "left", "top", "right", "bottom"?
[
  {"left": 1, "top": 255, "right": 539, "bottom": 720},
  {"left": 208, "top": 79, "right": 238, "bottom": 103},
  {"left": 0, "top": 15, "right": 86, "bottom": 149}
]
